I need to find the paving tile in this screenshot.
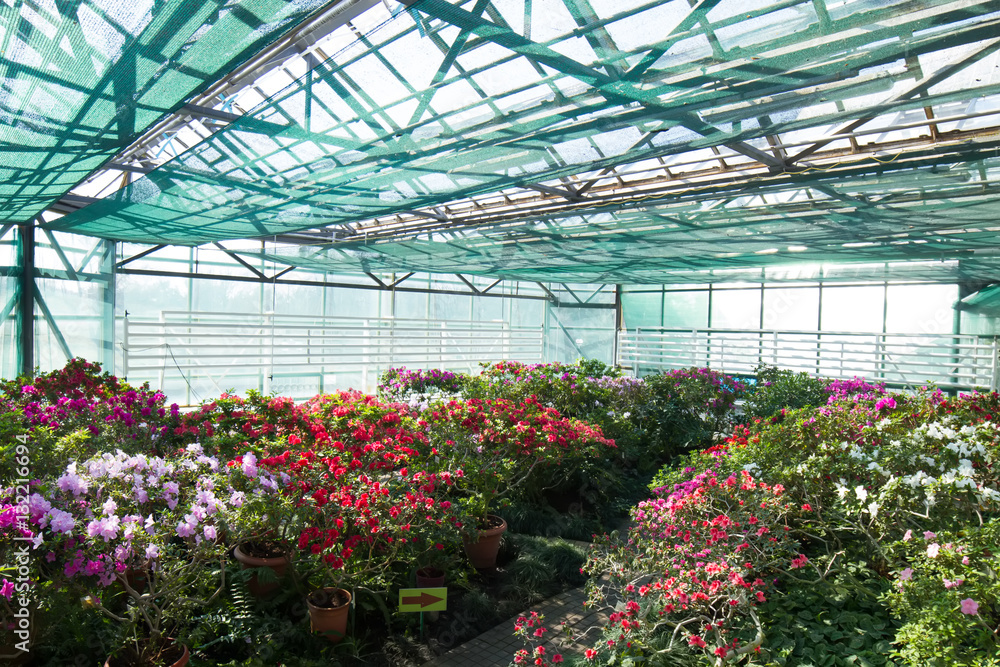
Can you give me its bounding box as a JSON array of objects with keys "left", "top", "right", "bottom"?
[{"left": 422, "top": 585, "right": 610, "bottom": 667}]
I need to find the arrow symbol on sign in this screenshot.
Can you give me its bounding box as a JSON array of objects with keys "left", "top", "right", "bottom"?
[{"left": 401, "top": 592, "right": 444, "bottom": 608}]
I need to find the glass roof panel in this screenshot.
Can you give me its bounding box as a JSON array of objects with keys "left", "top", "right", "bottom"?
[{"left": 0, "top": 0, "right": 335, "bottom": 226}]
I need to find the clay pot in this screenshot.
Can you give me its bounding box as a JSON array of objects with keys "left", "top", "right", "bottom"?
[
  {"left": 462, "top": 515, "right": 507, "bottom": 569},
  {"left": 104, "top": 640, "right": 189, "bottom": 667},
  {"left": 415, "top": 566, "right": 446, "bottom": 588},
  {"left": 233, "top": 542, "right": 290, "bottom": 597},
  {"left": 307, "top": 587, "right": 352, "bottom": 643}
]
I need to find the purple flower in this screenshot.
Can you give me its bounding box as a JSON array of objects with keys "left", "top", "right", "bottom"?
[
  {"left": 229, "top": 491, "right": 245, "bottom": 508},
  {"left": 145, "top": 544, "right": 160, "bottom": 560},
  {"left": 960, "top": 598, "right": 979, "bottom": 615},
  {"left": 0, "top": 579, "right": 14, "bottom": 599},
  {"left": 48, "top": 509, "right": 75, "bottom": 534},
  {"left": 203, "top": 525, "right": 217, "bottom": 540},
  {"left": 57, "top": 470, "right": 88, "bottom": 496},
  {"left": 241, "top": 452, "right": 258, "bottom": 479},
  {"left": 102, "top": 499, "right": 117, "bottom": 516}
]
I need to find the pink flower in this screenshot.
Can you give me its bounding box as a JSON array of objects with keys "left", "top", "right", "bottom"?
[
  {"left": 927, "top": 543, "right": 940, "bottom": 558},
  {"left": 962, "top": 556, "right": 970, "bottom": 565},
  {"left": 960, "top": 598, "right": 979, "bottom": 615},
  {"left": 923, "top": 531, "right": 936, "bottom": 540},
  {"left": 943, "top": 578, "right": 964, "bottom": 589},
  {"left": 552, "top": 656, "right": 563, "bottom": 663},
  {"left": 790, "top": 554, "right": 809, "bottom": 569},
  {"left": 899, "top": 568, "right": 913, "bottom": 581},
  {"left": 903, "top": 529, "right": 912, "bottom": 541},
  {"left": 688, "top": 634, "right": 707, "bottom": 648}
]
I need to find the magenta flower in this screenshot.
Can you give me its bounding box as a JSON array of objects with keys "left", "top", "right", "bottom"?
[
  {"left": 0, "top": 579, "right": 13, "bottom": 600},
  {"left": 960, "top": 598, "right": 979, "bottom": 615}
]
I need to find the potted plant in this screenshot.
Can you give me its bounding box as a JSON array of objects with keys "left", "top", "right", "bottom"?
[
  {"left": 226, "top": 449, "right": 301, "bottom": 597},
  {"left": 31, "top": 446, "right": 237, "bottom": 665},
  {"left": 420, "top": 396, "right": 614, "bottom": 568},
  {"left": 289, "top": 463, "right": 468, "bottom": 642}
]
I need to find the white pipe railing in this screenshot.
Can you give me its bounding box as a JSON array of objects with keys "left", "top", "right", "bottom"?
[
  {"left": 617, "top": 327, "right": 1000, "bottom": 390},
  {"left": 123, "top": 312, "right": 544, "bottom": 404}
]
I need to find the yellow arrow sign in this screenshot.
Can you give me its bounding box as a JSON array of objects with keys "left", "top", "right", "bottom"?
[{"left": 398, "top": 587, "right": 447, "bottom": 612}]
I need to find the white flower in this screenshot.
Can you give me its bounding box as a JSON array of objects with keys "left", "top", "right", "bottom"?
[
  {"left": 855, "top": 486, "right": 868, "bottom": 502},
  {"left": 867, "top": 502, "right": 879, "bottom": 517}
]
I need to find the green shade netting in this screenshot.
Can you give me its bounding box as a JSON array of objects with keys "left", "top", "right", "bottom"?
[
  {"left": 46, "top": 0, "right": 1000, "bottom": 246},
  {"left": 0, "top": 0, "right": 333, "bottom": 226},
  {"left": 234, "top": 145, "right": 1000, "bottom": 284},
  {"left": 959, "top": 284, "right": 1000, "bottom": 315}
]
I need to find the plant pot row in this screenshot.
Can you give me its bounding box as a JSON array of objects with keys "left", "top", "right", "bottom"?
[{"left": 228, "top": 516, "right": 506, "bottom": 644}]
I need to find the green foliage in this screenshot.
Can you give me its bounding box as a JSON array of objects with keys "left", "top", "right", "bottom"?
[
  {"left": 636, "top": 367, "right": 744, "bottom": 469},
  {"left": 883, "top": 521, "right": 1000, "bottom": 666},
  {"left": 742, "top": 363, "right": 829, "bottom": 423},
  {"left": 758, "top": 563, "right": 901, "bottom": 666}
]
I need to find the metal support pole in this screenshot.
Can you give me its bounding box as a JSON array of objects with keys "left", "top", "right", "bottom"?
[
  {"left": 613, "top": 284, "right": 622, "bottom": 367},
  {"left": 17, "top": 224, "right": 35, "bottom": 376}
]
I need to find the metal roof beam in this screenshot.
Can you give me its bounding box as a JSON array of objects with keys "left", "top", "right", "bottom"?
[{"left": 788, "top": 35, "right": 1000, "bottom": 165}]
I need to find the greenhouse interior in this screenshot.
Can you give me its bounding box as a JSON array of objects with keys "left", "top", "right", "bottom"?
[{"left": 2, "top": 0, "right": 1000, "bottom": 665}]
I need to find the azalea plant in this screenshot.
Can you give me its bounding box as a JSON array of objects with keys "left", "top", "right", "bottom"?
[
  {"left": 581, "top": 465, "right": 809, "bottom": 663},
  {"left": 377, "top": 367, "right": 466, "bottom": 403},
  {"left": 0, "top": 358, "right": 182, "bottom": 481},
  {"left": 419, "top": 396, "right": 615, "bottom": 526},
  {"left": 30, "top": 445, "right": 283, "bottom": 662}
]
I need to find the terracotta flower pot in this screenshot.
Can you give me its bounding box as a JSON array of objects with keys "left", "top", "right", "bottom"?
[
  {"left": 462, "top": 515, "right": 507, "bottom": 569},
  {"left": 104, "top": 640, "right": 189, "bottom": 667},
  {"left": 415, "top": 566, "right": 446, "bottom": 588},
  {"left": 307, "top": 587, "right": 352, "bottom": 643},
  {"left": 233, "top": 542, "right": 290, "bottom": 597}
]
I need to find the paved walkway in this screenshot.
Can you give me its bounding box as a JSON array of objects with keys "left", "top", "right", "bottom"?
[{"left": 422, "top": 584, "right": 609, "bottom": 667}]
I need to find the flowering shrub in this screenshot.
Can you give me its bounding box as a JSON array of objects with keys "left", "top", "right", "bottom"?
[
  {"left": 0, "top": 359, "right": 182, "bottom": 481},
  {"left": 637, "top": 367, "right": 745, "bottom": 467},
  {"left": 420, "top": 396, "right": 615, "bottom": 523},
  {"left": 824, "top": 376, "right": 887, "bottom": 403},
  {"left": 27, "top": 445, "right": 279, "bottom": 659},
  {"left": 885, "top": 522, "right": 1000, "bottom": 665},
  {"left": 581, "top": 465, "right": 806, "bottom": 663},
  {"left": 741, "top": 363, "right": 828, "bottom": 423},
  {"left": 510, "top": 611, "right": 564, "bottom": 666},
  {"left": 377, "top": 367, "right": 466, "bottom": 403},
  {"left": 249, "top": 444, "right": 469, "bottom": 589}
]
